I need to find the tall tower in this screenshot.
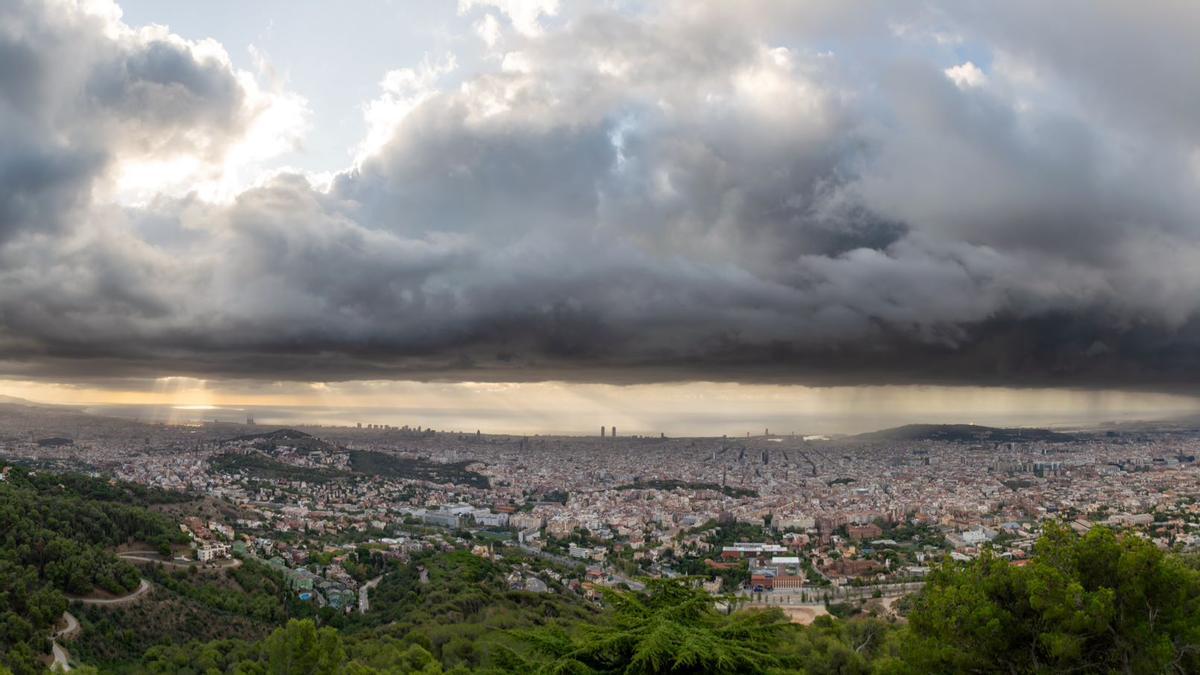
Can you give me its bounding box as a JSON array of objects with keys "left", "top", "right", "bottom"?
[
  {"left": 612, "top": 426, "right": 617, "bottom": 438},
  {"left": 601, "top": 426, "right": 606, "bottom": 438}
]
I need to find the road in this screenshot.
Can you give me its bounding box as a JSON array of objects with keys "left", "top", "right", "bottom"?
[
  {"left": 118, "top": 551, "right": 242, "bottom": 570},
  {"left": 359, "top": 575, "right": 383, "bottom": 614},
  {"left": 71, "top": 578, "right": 152, "bottom": 605}
]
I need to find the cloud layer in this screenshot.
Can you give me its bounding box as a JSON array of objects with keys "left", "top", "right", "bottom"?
[{"left": 3, "top": 0, "right": 1200, "bottom": 388}]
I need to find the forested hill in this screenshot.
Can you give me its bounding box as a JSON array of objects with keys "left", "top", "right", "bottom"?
[
  {"left": 849, "top": 423, "right": 1076, "bottom": 443},
  {"left": 223, "top": 427, "right": 336, "bottom": 452},
  {"left": 78, "top": 524, "right": 1200, "bottom": 674},
  {"left": 0, "top": 469, "right": 189, "bottom": 674}
]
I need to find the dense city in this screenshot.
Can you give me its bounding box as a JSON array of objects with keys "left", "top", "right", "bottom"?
[{"left": 4, "top": 400, "right": 1198, "bottom": 629}]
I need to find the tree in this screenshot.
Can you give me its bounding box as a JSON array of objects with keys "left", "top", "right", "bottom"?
[
  {"left": 899, "top": 523, "right": 1200, "bottom": 673},
  {"left": 510, "top": 579, "right": 791, "bottom": 674},
  {"left": 264, "top": 619, "right": 348, "bottom": 675}
]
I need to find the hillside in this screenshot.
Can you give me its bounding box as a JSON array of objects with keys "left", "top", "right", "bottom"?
[
  {"left": 0, "top": 469, "right": 189, "bottom": 674},
  {"left": 223, "top": 428, "right": 336, "bottom": 453},
  {"left": 849, "top": 423, "right": 1075, "bottom": 443},
  {"left": 0, "top": 395, "right": 75, "bottom": 410}
]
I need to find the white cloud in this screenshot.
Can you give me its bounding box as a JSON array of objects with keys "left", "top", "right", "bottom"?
[
  {"left": 944, "top": 61, "right": 987, "bottom": 89},
  {"left": 112, "top": 58, "right": 311, "bottom": 205},
  {"left": 459, "top": 0, "right": 559, "bottom": 36},
  {"left": 474, "top": 13, "right": 503, "bottom": 47},
  {"left": 358, "top": 53, "right": 458, "bottom": 163}
]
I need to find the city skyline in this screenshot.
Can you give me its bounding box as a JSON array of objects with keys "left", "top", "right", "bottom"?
[{"left": 2, "top": 379, "right": 1198, "bottom": 437}]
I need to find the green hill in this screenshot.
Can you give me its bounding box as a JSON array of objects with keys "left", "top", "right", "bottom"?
[{"left": 850, "top": 423, "right": 1075, "bottom": 443}]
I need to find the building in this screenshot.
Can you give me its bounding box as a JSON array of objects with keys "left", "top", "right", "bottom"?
[
  {"left": 196, "top": 541, "right": 230, "bottom": 562},
  {"left": 750, "top": 569, "right": 776, "bottom": 591},
  {"left": 720, "top": 543, "right": 788, "bottom": 560},
  {"left": 419, "top": 510, "right": 463, "bottom": 529},
  {"left": 962, "top": 526, "right": 998, "bottom": 545},
  {"left": 848, "top": 523, "right": 883, "bottom": 541}
]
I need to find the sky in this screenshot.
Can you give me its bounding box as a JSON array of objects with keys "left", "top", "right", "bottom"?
[{"left": 1, "top": 0, "right": 1199, "bottom": 432}]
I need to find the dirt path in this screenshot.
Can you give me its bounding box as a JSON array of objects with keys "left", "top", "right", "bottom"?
[
  {"left": 50, "top": 640, "right": 72, "bottom": 672},
  {"left": 54, "top": 611, "right": 80, "bottom": 639},
  {"left": 55, "top": 580, "right": 150, "bottom": 669},
  {"left": 71, "top": 578, "right": 151, "bottom": 605},
  {"left": 49, "top": 611, "right": 80, "bottom": 672}
]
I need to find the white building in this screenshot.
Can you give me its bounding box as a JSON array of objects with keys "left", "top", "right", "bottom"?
[{"left": 197, "top": 542, "right": 230, "bottom": 562}]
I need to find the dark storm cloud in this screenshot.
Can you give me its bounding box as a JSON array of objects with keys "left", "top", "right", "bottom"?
[
  {"left": 0, "top": 0, "right": 257, "bottom": 240},
  {"left": 2, "top": 0, "right": 1200, "bottom": 388}
]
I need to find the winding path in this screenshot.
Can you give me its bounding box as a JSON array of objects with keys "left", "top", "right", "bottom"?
[
  {"left": 50, "top": 640, "right": 71, "bottom": 672},
  {"left": 54, "top": 611, "right": 79, "bottom": 639},
  {"left": 70, "top": 578, "right": 152, "bottom": 606},
  {"left": 52, "top": 579, "right": 151, "bottom": 669},
  {"left": 51, "top": 577, "right": 153, "bottom": 670},
  {"left": 49, "top": 611, "right": 79, "bottom": 672}
]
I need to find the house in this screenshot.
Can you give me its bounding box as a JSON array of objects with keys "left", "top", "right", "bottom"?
[{"left": 196, "top": 541, "right": 230, "bottom": 562}]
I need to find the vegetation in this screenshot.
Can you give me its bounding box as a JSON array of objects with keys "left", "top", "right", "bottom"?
[
  {"left": 850, "top": 423, "right": 1075, "bottom": 443},
  {"left": 211, "top": 452, "right": 350, "bottom": 483},
  {"left": 0, "top": 468, "right": 188, "bottom": 674},
  {"left": 615, "top": 479, "right": 757, "bottom": 499},
  {"left": 348, "top": 451, "right": 489, "bottom": 488},
  {"left": 141, "top": 524, "right": 1200, "bottom": 674},
  {"left": 212, "top": 443, "right": 490, "bottom": 489},
  {"left": 3, "top": 466, "right": 1199, "bottom": 674},
  {"left": 139, "top": 619, "right": 446, "bottom": 674},
  {"left": 345, "top": 550, "right": 596, "bottom": 668},
  {"left": 897, "top": 523, "right": 1200, "bottom": 673},
  {"left": 72, "top": 591, "right": 274, "bottom": 669},
  {"left": 505, "top": 580, "right": 789, "bottom": 673},
  {"left": 141, "top": 558, "right": 289, "bottom": 622},
  {"left": 687, "top": 520, "right": 774, "bottom": 547},
  {"left": 224, "top": 428, "right": 335, "bottom": 453}
]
